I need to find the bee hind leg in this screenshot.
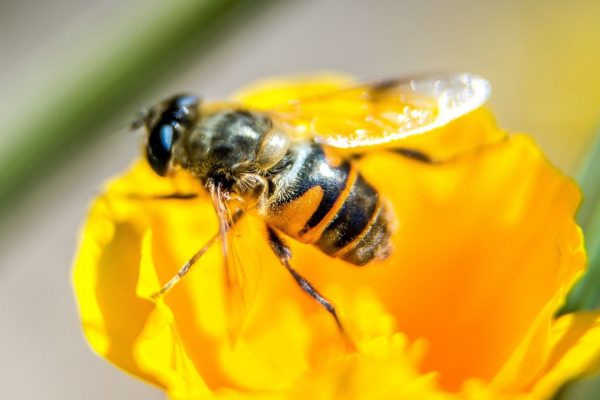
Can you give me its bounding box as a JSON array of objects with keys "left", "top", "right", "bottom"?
[{"left": 266, "top": 227, "right": 354, "bottom": 348}]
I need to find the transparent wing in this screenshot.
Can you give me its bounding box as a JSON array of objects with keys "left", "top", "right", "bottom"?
[
  {"left": 241, "top": 73, "right": 491, "bottom": 150},
  {"left": 210, "top": 185, "right": 263, "bottom": 342}
]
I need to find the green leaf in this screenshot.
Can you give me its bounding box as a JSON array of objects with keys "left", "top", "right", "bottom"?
[{"left": 559, "top": 128, "right": 600, "bottom": 314}]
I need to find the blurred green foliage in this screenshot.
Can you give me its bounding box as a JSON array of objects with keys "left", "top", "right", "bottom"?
[
  {"left": 0, "top": 0, "right": 277, "bottom": 215},
  {"left": 554, "top": 128, "right": 600, "bottom": 400},
  {"left": 560, "top": 129, "right": 600, "bottom": 315}
]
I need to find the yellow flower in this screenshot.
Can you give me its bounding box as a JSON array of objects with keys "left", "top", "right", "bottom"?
[{"left": 73, "top": 76, "right": 599, "bottom": 399}]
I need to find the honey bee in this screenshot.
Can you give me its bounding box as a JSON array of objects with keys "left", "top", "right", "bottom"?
[{"left": 136, "top": 73, "right": 491, "bottom": 335}]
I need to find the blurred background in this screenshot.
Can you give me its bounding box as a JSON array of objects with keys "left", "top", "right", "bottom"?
[{"left": 0, "top": 0, "right": 599, "bottom": 399}]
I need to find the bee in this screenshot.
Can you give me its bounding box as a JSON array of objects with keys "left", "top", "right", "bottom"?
[{"left": 136, "top": 73, "right": 491, "bottom": 335}]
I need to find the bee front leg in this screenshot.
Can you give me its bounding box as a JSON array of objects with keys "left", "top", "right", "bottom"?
[
  {"left": 151, "top": 209, "right": 245, "bottom": 299},
  {"left": 266, "top": 227, "right": 353, "bottom": 346},
  {"left": 151, "top": 232, "right": 218, "bottom": 299}
]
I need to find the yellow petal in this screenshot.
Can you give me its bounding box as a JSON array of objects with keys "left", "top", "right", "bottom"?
[
  {"left": 288, "top": 134, "right": 584, "bottom": 390},
  {"left": 287, "top": 333, "right": 446, "bottom": 400},
  {"left": 72, "top": 194, "right": 159, "bottom": 386},
  {"left": 530, "top": 312, "right": 600, "bottom": 398},
  {"left": 233, "top": 73, "right": 354, "bottom": 109},
  {"left": 73, "top": 76, "right": 591, "bottom": 399}
]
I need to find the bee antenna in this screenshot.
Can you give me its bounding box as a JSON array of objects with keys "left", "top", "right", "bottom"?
[
  {"left": 129, "top": 110, "right": 148, "bottom": 131},
  {"left": 129, "top": 109, "right": 149, "bottom": 130}
]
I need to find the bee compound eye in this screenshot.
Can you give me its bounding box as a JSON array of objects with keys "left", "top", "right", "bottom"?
[
  {"left": 174, "top": 94, "right": 199, "bottom": 108},
  {"left": 147, "top": 123, "right": 176, "bottom": 176}
]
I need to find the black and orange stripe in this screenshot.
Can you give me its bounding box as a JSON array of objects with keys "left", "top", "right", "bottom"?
[{"left": 266, "top": 143, "right": 391, "bottom": 266}]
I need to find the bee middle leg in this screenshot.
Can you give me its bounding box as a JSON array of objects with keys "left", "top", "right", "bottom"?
[
  {"left": 266, "top": 227, "right": 351, "bottom": 342},
  {"left": 124, "top": 192, "right": 200, "bottom": 200},
  {"left": 390, "top": 136, "right": 510, "bottom": 165},
  {"left": 392, "top": 148, "right": 438, "bottom": 164},
  {"left": 350, "top": 148, "right": 437, "bottom": 164}
]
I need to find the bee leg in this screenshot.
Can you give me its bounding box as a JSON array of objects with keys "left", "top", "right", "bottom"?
[
  {"left": 391, "top": 137, "right": 510, "bottom": 165},
  {"left": 392, "top": 148, "right": 437, "bottom": 164},
  {"left": 151, "top": 209, "right": 244, "bottom": 299},
  {"left": 151, "top": 233, "right": 218, "bottom": 299},
  {"left": 266, "top": 227, "right": 353, "bottom": 346},
  {"left": 124, "top": 192, "right": 200, "bottom": 200},
  {"left": 349, "top": 148, "right": 435, "bottom": 163}
]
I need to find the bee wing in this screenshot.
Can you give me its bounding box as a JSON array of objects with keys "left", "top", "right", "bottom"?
[
  {"left": 211, "top": 187, "right": 263, "bottom": 342},
  {"left": 239, "top": 73, "right": 491, "bottom": 150}
]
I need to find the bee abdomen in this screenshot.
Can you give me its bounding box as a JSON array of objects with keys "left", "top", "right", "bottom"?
[
  {"left": 267, "top": 143, "right": 391, "bottom": 266},
  {"left": 336, "top": 203, "right": 391, "bottom": 265},
  {"left": 316, "top": 173, "right": 391, "bottom": 265}
]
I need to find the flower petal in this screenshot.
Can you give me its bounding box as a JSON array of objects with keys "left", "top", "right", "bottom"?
[
  {"left": 233, "top": 74, "right": 354, "bottom": 109},
  {"left": 74, "top": 76, "right": 589, "bottom": 399},
  {"left": 287, "top": 134, "right": 584, "bottom": 390},
  {"left": 530, "top": 312, "right": 600, "bottom": 399},
  {"left": 72, "top": 193, "right": 159, "bottom": 386}
]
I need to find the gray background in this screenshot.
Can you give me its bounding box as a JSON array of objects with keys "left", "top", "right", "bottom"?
[{"left": 1, "top": 0, "right": 599, "bottom": 399}]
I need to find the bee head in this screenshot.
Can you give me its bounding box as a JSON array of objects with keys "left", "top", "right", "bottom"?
[{"left": 139, "top": 94, "right": 200, "bottom": 176}]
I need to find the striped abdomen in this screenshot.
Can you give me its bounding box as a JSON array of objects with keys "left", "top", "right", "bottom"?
[{"left": 265, "top": 143, "right": 392, "bottom": 266}]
